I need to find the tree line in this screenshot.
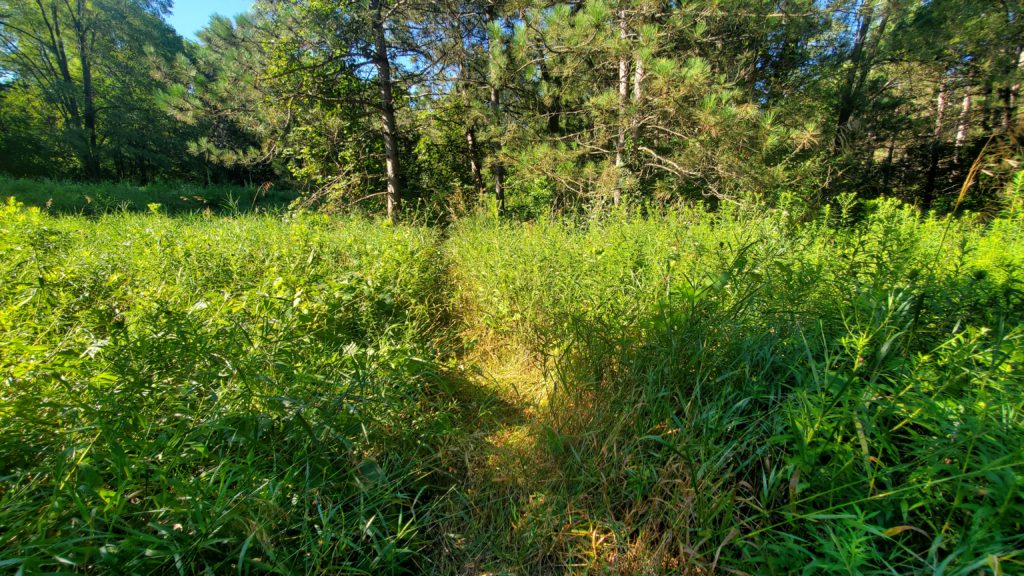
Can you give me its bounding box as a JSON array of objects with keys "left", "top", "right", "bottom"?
[{"left": 1, "top": 0, "right": 1022, "bottom": 217}]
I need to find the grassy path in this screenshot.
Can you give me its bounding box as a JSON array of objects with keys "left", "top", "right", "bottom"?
[{"left": 432, "top": 333, "right": 571, "bottom": 574}]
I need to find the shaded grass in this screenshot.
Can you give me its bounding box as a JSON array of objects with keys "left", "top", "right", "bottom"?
[{"left": 0, "top": 176, "right": 298, "bottom": 215}]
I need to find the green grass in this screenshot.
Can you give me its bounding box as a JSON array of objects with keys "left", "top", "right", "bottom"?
[
  {"left": 2, "top": 193, "right": 1022, "bottom": 574},
  {"left": 0, "top": 200, "right": 457, "bottom": 573},
  {"left": 0, "top": 176, "right": 298, "bottom": 215},
  {"left": 448, "top": 198, "right": 1024, "bottom": 573}
]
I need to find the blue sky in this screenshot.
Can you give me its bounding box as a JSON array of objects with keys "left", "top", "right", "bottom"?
[{"left": 167, "top": 0, "right": 253, "bottom": 39}]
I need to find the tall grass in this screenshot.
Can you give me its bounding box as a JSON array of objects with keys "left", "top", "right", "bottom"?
[
  {"left": 0, "top": 200, "right": 456, "bottom": 573},
  {"left": 2, "top": 193, "right": 1022, "bottom": 574},
  {"left": 0, "top": 176, "right": 297, "bottom": 215},
  {"left": 449, "top": 198, "right": 1024, "bottom": 574}
]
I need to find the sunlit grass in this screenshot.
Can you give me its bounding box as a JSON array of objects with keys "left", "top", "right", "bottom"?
[
  {"left": 0, "top": 200, "right": 454, "bottom": 573},
  {"left": 449, "top": 198, "right": 1024, "bottom": 573},
  {"left": 2, "top": 194, "right": 1022, "bottom": 574}
]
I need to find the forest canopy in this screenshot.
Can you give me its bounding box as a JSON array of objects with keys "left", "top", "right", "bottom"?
[{"left": 1, "top": 0, "right": 1022, "bottom": 217}]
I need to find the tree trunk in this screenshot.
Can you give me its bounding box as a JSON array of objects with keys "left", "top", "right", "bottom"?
[
  {"left": 865, "top": 132, "right": 875, "bottom": 169},
  {"left": 37, "top": 0, "right": 91, "bottom": 174},
  {"left": 489, "top": 85, "right": 505, "bottom": 212},
  {"left": 954, "top": 82, "right": 972, "bottom": 164},
  {"left": 537, "top": 55, "right": 561, "bottom": 134},
  {"left": 613, "top": 7, "right": 628, "bottom": 206},
  {"left": 466, "top": 127, "right": 484, "bottom": 196},
  {"left": 999, "top": 85, "right": 1011, "bottom": 133},
  {"left": 632, "top": 56, "right": 644, "bottom": 142},
  {"left": 371, "top": 0, "right": 400, "bottom": 221},
  {"left": 457, "top": 61, "right": 484, "bottom": 197},
  {"left": 485, "top": 5, "right": 506, "bottom": 213},
  {"left": 834, "top": 0, "right": 876, "bottom": 146},
  {"left": 43, "top": 2, "right": 79, "bottom": 124},
  {"left": 853, "top": 1, "right": 889, "bottom": 96},
  {"left": 981, "top": 80, "right": 994, "bottom": 133},
  {"left": 74, "top": 1, "right": 99, "bottom": 179},
  {"left": 1010, "top": 47, "right": 1024, "bottom": 130},
  {"left": 923, "top": 81, "right": 948, "bottom": 209},
  {"left": 882, "top": 136, "right": 895, "bottom": 190}
]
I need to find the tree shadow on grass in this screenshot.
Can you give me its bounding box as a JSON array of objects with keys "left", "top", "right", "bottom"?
[{"left": 1, "top": 176, "right": 298, "bottom": 216}]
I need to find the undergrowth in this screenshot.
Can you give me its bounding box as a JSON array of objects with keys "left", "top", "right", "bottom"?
[
  {"left": 0, "top": 200, "right": 457, "bottom": 573},
  {"left": 0, "top": 176, "right": 297, "bottom": 215},
  {"left": 2, "top": 193, "right": 1023, "bottom": 574},
  {"left": 449, "top": 198, "right": 1024, "bottom": 574}
]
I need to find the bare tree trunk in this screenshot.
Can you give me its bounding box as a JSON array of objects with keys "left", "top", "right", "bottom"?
[
  {"left": 485, "top": 5, "right": 506, "bottom": 214},
  {"left": 981, "top": 80, "right": 994, "bottom": 133},
  {"left": 466, "top": 127, "right": 484, "bottom": 196},
  {"left": 923, "top": 81, "right": 948, "bottom": 209},
  {"left": 954, "top": 82, "right": 972, "bottom": 164},
  {"left": 882, "top": 136, "right": 895, "bottom": 190},
  {"left": 613, "top": 8, "right": 628, "bottom": 206},
  {"left": 490, "top": 85, "right": 505, "bottom": 212},
  {"left": 73, "top": 1, "right": 99, "bottom": 179},
  {"left": 1010, "top": 47, "right": 1024, "bottom": 129},
  {"left": 371, "top": 0, "right": 400, "bottom": 221},
  {"left": 998, "top": 46, "right": 1020, "bottom": 134},
  {"left": 632, "top": 56, "right": 644, "bottom": 142}
]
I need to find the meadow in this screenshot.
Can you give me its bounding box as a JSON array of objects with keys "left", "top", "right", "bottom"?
[
  {"left": 1, "top": 188, "right": 1023, "bottom": 574},
  {"left": 0, "top": 177, "right": 298, "bottom": 215}
]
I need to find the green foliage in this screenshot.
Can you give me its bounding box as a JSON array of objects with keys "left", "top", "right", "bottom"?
[
  {"left": 3, "top": 0, "right": 1022, "bottom": 214},
  {"left": 0, "top": 176, "right": 297, "bottom": 215},
  {"left": 0, "top": 201, "right": 457, "bottom": 573},
  {"left": 0, "top": 84, "right": 75, "bottom": 178},
  {"left": 0, "top": 0, "right": 184, "bottom": 180},
  {"left": 2, "top": 193, "right": 1022, "bottom": 573},
  {"left": 449, "top": 200, "right": 1024, "bottom": 573}
]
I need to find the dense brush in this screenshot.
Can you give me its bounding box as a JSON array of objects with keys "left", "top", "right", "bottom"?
[
  {"left": 0, "top": 201, "right": 454, "bottom": 573},
  {"left": 2, "top": 194, "right": 1022, "bottom": 574},
  {"left": 449, "top": 198, "right": 1024, "bottom": 574}
]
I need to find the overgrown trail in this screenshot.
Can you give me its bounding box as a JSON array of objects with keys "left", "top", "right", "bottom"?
[
  {"left": 438, "top": 335, "right": 561, "bottom": 573},
  {"left": 4, "top": 206, "right": 1022, "bottom": 575},
  {"left": 462, "top": 341, "right": 550, "bottom": 487},
  {"left": 424, "top": 240, "right": 571, "bottom": 573}
]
